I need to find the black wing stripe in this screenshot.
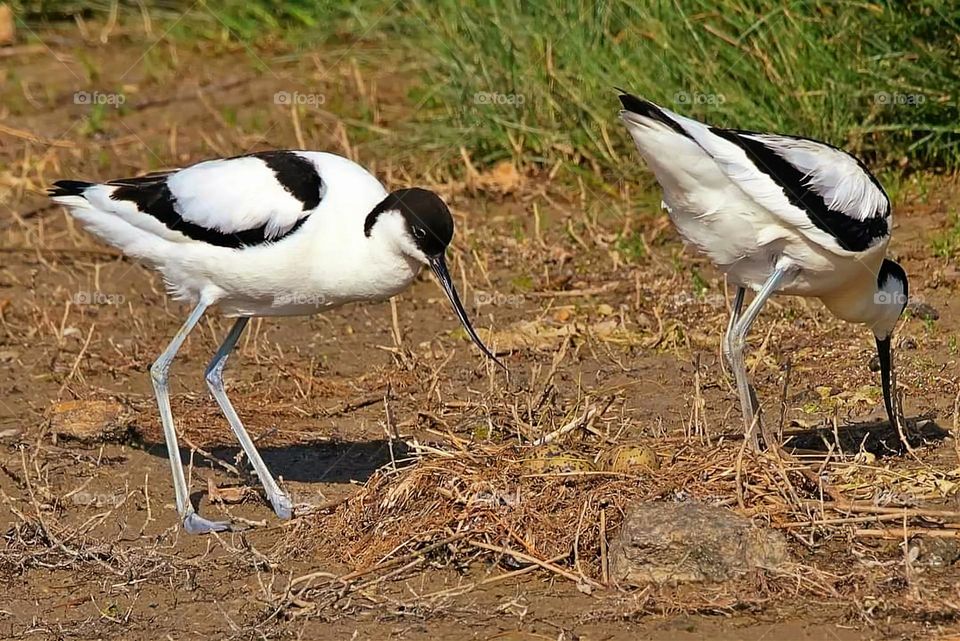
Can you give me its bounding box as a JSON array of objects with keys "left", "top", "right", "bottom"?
[
  {"left": 110, "top": 180, "right": 310, "bottom": 249},
  {"left": 709, "top": 128, "right": 888, "bottom": 252},
  {"left": 251, "top": 151, "right": 323, "bottom": 210},
  {"left": 730, "top": 129, "right": 890, "bottom": 204}
]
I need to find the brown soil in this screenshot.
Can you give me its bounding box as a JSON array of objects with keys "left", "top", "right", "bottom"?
[{"left": 2, "top": 22, "right": 959, "bottom": 641}]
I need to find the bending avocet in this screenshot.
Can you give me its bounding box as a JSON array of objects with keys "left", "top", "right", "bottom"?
[
  {"left": 618, "top": 92, "right": 908, "bottom": 449},
  {"left": 50, "top": 150, "right": 503, "bottom": 533}
]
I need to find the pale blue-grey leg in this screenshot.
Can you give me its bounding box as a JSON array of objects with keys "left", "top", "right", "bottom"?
[
  {"left": 205, "top": 317, "right": 293, "bottom": 519},
  {"left": 724, "top": 286, "right": 746, "bottom": 354},
  {"left": 151, "top": 301, "right": 230, "bottom": 534},
  {"left": 724, "top": 268, "right": 790, "bottom": 450},
  {"left": 723, "top": 286, "right": 761, "bottom": 415}
]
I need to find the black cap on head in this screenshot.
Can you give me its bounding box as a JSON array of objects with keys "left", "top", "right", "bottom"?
[
  {"left": 363, "top": 186, "right": 504, "bottom": 370},
  {"left": 364, "top": 187, "right": 453, "bottom": 257},
  {"left": 877, "top": 258, "right": 908, "bottom": 304}
]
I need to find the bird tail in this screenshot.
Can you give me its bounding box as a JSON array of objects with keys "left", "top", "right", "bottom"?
[
  {"left": 617, "top": 92, "right": 691, "bottom": 138},
  {"left": 48, "top": 179, "right": 171, "bottom": 267},
  {"left": 618, "top": 92, "right": 666, "bottom": 120},
  {"left": 48, "top": 180, "right": 96, "bottom": 198}
]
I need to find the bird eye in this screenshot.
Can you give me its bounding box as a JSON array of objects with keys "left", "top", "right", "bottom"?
[{"left": 413, "top": 226, "right": 426, "bottom": 239}]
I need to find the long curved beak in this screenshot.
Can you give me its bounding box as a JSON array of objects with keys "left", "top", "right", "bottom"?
[
  {"left": 875, "top": 336, "right": 896, "bottom": 426},
  {"left": 429, "top": 254, "right": 506, "bottom": 370}
]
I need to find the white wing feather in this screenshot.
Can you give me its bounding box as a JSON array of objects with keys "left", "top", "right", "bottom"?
[
  {"left": 62, "top": 153, "right": 324, "bottom": 245},
  {"left": 167, "top": 155, "right": 316, "bottom": 237},
  {"left": 635, "top": 103, "right": 888, "bottom": 254},
  {"left": 740, "top": 133, "right": 888, "bottom": 221}
]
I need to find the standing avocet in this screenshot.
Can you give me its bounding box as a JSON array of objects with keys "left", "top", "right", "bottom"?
[
  {"left": 617, "top": 92, "right": 908, "bottom": 449},
  {"left": 50, "top": 150, "right": 504, "bottom": 533}
]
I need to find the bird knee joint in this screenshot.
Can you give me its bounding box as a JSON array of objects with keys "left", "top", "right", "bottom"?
[
  {"left": 150, "top": 361, "right": 167, "bottom": 385},
  {"left": 204, "top": 364, "right": 223, "bottom": 387},
  {"left": 726, "top": 335, "right": 746, "bottom": 357}
]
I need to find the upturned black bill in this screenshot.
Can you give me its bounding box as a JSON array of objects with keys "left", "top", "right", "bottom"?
[
  {"left": 429, "top": 255, "right": 506, "bottom": 370},
  {"left": 875, "top": 336, "right": 896, "bottom": 427}
]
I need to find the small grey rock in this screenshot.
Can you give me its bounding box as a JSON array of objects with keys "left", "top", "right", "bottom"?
[
  {"left": 608, "top": 502, "right": 790, "bottom": 585},
  {"left": 914, "top": 537, "right": 960, "bottom": 568}
]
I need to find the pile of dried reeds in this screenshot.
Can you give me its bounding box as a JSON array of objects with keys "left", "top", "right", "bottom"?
[{"left": 267, "top": 400, "right": 960, "bottom": 619}]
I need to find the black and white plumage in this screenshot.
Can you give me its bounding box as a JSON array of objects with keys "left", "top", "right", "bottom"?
[
  {"left": 50, "top": 150, "right": 504, "bottom": 533},
  {"left": 50, "top": 151, "right": 322, "bottom": 252},
  {"left": 618, "top": 92, "right": 909, "bottom": 448}
]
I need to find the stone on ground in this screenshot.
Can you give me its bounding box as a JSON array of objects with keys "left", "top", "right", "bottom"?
[{"left": 609, "top": 501, "right": 790, "bottom": 585}]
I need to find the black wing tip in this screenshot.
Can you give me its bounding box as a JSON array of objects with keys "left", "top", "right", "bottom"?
[
  {"left": 616, "top": 91, "right": 692, "bottom": 138},
  {"left": 48, "top": 180, "right": 94, "bottom": 198},
  {"left": 617, "top": 91, "right": 663, "bottom": 118}
]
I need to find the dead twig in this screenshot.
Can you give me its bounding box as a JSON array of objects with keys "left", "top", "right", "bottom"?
[
  {"left": 856, "top": 528, "right": 960, "bottom": 540},
  {"left": 533, "top": 400, "right": 610, "bottom": 446}
]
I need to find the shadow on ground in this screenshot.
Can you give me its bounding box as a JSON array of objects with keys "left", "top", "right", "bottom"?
[
  {"left": 784, "top": 415, "right": 948, "bottom": 456},
  {"left": 137, "top": 438, "right": 409, "bottom": 485}
]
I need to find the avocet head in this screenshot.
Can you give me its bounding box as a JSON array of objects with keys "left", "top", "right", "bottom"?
[
  {"left": 871, "top": 258, "right": 909, "bottom": 426},
  {"left": 365, "top": 188, "right": 505, "bottom": 369}
]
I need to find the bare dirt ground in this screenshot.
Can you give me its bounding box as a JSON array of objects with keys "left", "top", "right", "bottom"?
[{"left": 2, "top": 24, "right": 960, "bottom": 641}]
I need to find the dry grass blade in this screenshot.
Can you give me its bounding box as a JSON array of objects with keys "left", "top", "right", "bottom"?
[
  {"left": 532, "top": 402, "right": 601, "bottom": 445},
  {"left": 467, "top": 539, "right": 599, "bottom": 587}
]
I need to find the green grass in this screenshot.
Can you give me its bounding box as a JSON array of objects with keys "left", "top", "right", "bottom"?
[
  {"left": 400, "top": 1, "right": 960, "bottom": 178},
  {"left": 16, "top": 1, "right": 960, "bottom": 179},
  {"left": 616, "top": 230, "right": 647, "bottom": 262},
  {"left": 931, "top": 212, "right": 960, "bottom": 258}
]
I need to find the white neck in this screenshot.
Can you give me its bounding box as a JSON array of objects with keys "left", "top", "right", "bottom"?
[
  {"left": 349, "top": 212, "right": 424, "bottom": 300},
  {"left": 819, "top": 270, "right": 904, "bottom": 338}
]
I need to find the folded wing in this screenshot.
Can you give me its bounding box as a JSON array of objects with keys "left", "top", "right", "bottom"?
[
  {"left": 50, "top": 151, "right": 324, "bottom": 248},
  {"left": 618, "top": 93, "right": 890, "bottom": 254}
]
